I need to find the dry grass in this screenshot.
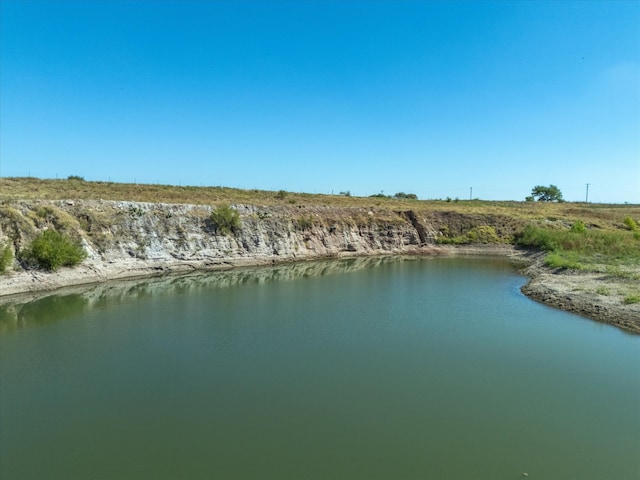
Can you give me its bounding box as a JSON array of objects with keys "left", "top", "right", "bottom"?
[{"left": 1, "top": 177, "right": 639, "bottom": 229}]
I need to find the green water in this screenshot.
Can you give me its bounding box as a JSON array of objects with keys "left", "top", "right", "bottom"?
[{"left": 1, "top": 257, "right": 639, "bottom": 479}]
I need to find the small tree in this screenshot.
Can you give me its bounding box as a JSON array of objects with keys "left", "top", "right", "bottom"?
[
  {"left": 530, "top": 185, "right": 564, "bottom": 202},
  {"left": 210, "top": 204, "right": 241, "bottom": 235}
]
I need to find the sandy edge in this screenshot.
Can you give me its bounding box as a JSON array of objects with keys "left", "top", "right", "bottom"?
[{"left": 1, "top": 244, "right": 638, "bottom": 334}]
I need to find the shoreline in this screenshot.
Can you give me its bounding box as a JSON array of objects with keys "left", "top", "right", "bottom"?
[{"left": 2, "top": 244, "right": 638, "bottom": 334}]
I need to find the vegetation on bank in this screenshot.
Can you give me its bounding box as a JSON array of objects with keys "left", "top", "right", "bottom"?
[
  {"left": 516, "top": 224, "right": 640, "bottom": 273},
  {"left": 20, "top": 230, "right": 86, "bottom": 271},
  {"left": 436, "top": 225, "right": 503, "bottom": 245},
  {"left": 210, "top": 204, "right": 241, "bottom": 235},
  {"left": 1, "top": 177, "right": 639, "bottom": 281},
  {"left": 0, "top": 243, "right": 13, "bottom": 273}
]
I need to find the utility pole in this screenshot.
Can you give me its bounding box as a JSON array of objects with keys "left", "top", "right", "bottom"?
[
  {"left": 470, "top": 187, "right": 472, "bottom": 201},
  {"left": 585, "top": 183, "right": 590, "bottom": 203}
]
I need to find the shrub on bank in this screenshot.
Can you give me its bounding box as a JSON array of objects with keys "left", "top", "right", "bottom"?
[
  {"left": 210, "top": 204, "right": 241, "bottom": 235},
  {"left": 0, "top": 243, "right": 13, "bottom": 273},
  {"left": 20, "top": 230, "right": 86, "bottom": 271}
]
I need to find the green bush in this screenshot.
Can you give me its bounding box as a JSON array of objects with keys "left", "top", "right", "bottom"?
[
  {"left": 210, "top": 204, "right": 241, "bottom": 235},
  {"left": 21, "top": 230, "right": 86, "bottom": 271},
  {"left": 0, "top": 243, "right": 13, "bottom": 273}
]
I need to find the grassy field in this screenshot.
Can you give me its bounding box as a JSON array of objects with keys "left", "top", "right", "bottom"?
[{"left": 2, "top": 176, "right": 638, "bottom": 224}]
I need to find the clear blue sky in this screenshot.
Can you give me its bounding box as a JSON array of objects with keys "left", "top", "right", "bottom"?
[{"left": 1, "top": 0, "right": 639, "bottom": 203}]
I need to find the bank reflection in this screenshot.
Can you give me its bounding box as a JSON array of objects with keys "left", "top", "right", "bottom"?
[{"left": 0, "top": 256, "right": 407, "bottom": 333}]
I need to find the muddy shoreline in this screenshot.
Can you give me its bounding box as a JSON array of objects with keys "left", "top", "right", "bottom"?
[{"left": 1, "top": 245, "right": 638, "bottom": 334}]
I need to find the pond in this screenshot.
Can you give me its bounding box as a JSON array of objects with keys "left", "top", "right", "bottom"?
[{"left": 1, "top": 257, "right": 638, "bottom": 479}]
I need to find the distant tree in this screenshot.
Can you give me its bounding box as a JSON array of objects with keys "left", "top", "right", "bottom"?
[
  {"left": 369, "top": 193, "right": 388, "bottom": 198},
  {"left": 530, "top": 185, "right": 564, "bottom": 202},
  {"left": 339, "top": 191, "right": 351, "bottom": 197},
  {"left": 393, "top": 192, "right": 418, "bottom": 200}
]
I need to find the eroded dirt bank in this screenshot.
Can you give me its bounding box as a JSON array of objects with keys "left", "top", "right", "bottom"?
[{"left": 1, "top": 200, "right": 638, "bottom": 333}]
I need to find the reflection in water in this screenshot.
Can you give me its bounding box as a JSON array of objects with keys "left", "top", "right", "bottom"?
[
  {"left": 0, "top": 256, "right": 413, "bottom": 333},
  {"left": 0, "top": 294, "right": 89, "bottom": 331},
  {"left": 1, "top": 255, "right": 638, "bottom": 480}
]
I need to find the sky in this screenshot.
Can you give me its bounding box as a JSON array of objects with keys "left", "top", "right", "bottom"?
[{"left": 1, "top": 0, "right": 639, "bottom": 203}]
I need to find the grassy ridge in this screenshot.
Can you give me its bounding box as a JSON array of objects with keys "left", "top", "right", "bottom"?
[
  {"left": 2, "top": 177, "right": 639, "bottom": 278},
  {"left": 1, "top": 176, "right": 638, "bottom": 220}
]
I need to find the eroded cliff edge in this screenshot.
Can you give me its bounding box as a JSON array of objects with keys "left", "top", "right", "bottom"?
[{"left": 1, "top": 199, "right": 638, "bottom": 332}]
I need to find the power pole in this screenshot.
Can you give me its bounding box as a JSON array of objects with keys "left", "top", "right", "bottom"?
[
  {"left": 470, "top": 187, "right": 472, "bottom": 201},
  {"left": 585, "top": 183, "right": 590, "bottom": 203}
]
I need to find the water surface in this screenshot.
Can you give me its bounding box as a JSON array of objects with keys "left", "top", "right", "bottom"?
[{"left": 1, "top": 257, "right": 638, "bottom": 479}]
